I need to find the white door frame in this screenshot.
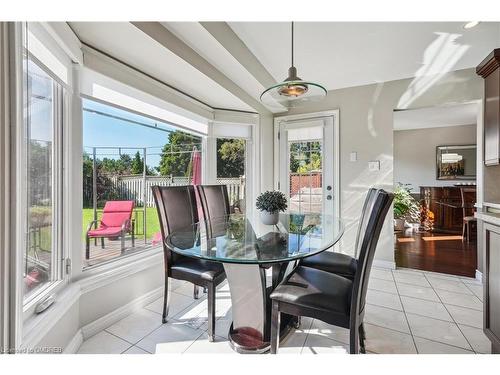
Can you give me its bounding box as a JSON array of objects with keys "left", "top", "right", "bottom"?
[{"left": 273, "top": 110, "right": 340, "bottom": 218}]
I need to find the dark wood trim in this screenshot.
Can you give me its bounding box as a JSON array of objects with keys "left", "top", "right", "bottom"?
[{"left": 477, "top": 49, "right": 500, "bottom": 78}]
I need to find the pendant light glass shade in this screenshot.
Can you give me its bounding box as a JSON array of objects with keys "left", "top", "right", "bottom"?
[{"left": 260, "top": 22, "right": 327, "bottom": 109}]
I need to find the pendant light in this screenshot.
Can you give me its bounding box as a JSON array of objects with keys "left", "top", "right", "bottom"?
[{"left": 260, "top": 22, "right": 327, "bottom": 109}]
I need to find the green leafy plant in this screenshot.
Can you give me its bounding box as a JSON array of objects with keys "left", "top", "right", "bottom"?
[
  {"left": 256, "top": 191, "right": 287, "bottom": 213},
  {"left": 394, "top": 183, "right": 420, "bottom": 222}
]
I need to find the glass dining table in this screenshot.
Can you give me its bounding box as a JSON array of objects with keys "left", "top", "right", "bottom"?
[{"left": 166, "top": 212, "right": 344, "bottom": 353}]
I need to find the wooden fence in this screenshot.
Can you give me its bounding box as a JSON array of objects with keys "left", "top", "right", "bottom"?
[
  {"left": 289, "top": 172, "right": 322, "bottom": 195},
  {"left": 84, "top": 175, "right": 245, "bottom": 208}
]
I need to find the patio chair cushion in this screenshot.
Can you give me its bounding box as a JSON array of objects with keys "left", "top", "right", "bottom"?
[
  {"left": 300, "top": 251, "right": 357, "bottom": 280},
  {"left": 100, "top": 200, "right": 134, "bottom": 228},
  {"left": 88, "top": 226, "right": 123, "bottom": 237}
]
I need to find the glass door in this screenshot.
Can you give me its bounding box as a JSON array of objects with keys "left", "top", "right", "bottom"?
[{"left": 278, "top": 116, "right": 336, "bottom": 216}]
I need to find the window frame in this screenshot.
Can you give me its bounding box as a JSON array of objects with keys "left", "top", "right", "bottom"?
[
  {"left": 21, "top": 49, "right": 68, "bottom": 315},
  {"left": 208, "top": 122, "right": 255, "bottom": 218}
]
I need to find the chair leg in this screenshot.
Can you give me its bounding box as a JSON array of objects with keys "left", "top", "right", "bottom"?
[
  {"left": 131, "top": 230, "right": 135, "bottom": 248},
  {"left": 467, "top": 222, "right": 471, "bottom": 243},
  {"left": 162, "top": 276, "right": 170, "bottom": 324},
  {"left": 359, "top": 323, "right": 366, "bottom": 354},
  {"left": 101, "top": 237, "right": 105, "bottom": 249},
  {"left": 193, "top": 285, "right": 200, "bottom": 299},
  {"left": 85, "top": 236, "right": 90, "bottom": 260},
  {"left": 462, "top": 221, "right": 466, "bottom": 241},
  {"left": 350, "top": 324, "right": 359, "bottom": 354},
  {"left": 121, "top": 232, "right": 125, "bottom": 253},
  {"left": 207, "top": 284, "right": 216, "bottom": 342},
  {"left": 270, "top": 300, "right": 281, "bottom": 354}
]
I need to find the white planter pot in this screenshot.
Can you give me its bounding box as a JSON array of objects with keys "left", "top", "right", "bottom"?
[
  {"left": 394, "top": 218, "right": 405, "bottom": 231},
  {"left": 260, "top": 211, "right": 279, "bottom": 225}
]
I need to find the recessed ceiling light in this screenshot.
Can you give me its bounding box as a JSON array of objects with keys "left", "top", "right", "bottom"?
[{"left": 464, "top": 21, "right": 480, "bottom": 29}]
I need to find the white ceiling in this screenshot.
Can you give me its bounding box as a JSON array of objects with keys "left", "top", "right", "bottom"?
[
  {"left": 229, "top": 22, "right": 500, "bottom": 91},
  {"left": 70, "top": 22, "right": 500, "bottom": 114},
  {"left": 69, "top": 22, "right": 254, "bottom": 112},
  {"left": 393, "top": 103, "right": 478, "bottom": 131}
]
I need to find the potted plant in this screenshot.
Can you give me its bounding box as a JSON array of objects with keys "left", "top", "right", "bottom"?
[
  {"left": 256, "top": 191, "right": 287, "bottom": 225},
  {"left": 393, "top": 183, "right": 420, "bottom": 231}
]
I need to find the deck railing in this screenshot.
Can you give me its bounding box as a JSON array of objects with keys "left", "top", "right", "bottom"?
[{"left": 84, "top": 175, "right": 245, "bottom": 207}]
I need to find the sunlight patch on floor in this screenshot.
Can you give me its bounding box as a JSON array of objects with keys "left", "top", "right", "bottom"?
[
  {"left": 397, "top": 238, "right": 416, "bottom": 243},
  {"left": 421, "top": 236, "right": 463, "bottom": 242}
]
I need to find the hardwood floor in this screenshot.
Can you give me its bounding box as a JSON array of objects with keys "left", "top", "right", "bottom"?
[{"left": 394, "top": 229, "right": 477, "bottom": 278}]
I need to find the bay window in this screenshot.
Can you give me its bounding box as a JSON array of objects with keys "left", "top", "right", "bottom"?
[{"left": 81, "top": 98, "right": 203, "bottom": 268}]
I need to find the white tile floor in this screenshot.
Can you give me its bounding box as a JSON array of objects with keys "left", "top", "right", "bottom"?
[{"left": 76, "top": 267, "right": 491, "bottom": 354}]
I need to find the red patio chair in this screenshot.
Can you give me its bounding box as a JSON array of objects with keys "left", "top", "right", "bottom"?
[{"left": 86, "top": 200, "right": 135, "bottom": 259}]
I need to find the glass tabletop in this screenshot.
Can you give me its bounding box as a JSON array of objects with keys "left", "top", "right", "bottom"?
[{"left": 165, "top": 213, "right": 344, "bottom": 264}]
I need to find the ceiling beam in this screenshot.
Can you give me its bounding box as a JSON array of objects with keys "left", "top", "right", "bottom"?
[
  {"left": 199, "top": 22, "right": 277, "bottom": 89},
  {"left": 131, "top": 22, "right": 271, "bottom": 115}
]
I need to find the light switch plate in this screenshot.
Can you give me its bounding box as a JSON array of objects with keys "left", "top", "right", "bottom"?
[
  {"left": 368, "top": 160, "right": 380, "bottom": 171},
  {"left": 350, "top": 152, "right": 357, "bottom": 162}
]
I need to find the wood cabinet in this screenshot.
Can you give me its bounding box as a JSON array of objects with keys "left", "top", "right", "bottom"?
[
  {"left": 420, "top": 186, "right": 475, "bottom": 233},
  {"left": 477, "top": 49, "right": 500, "bottom": 166},
  {"left": 483, "top": 222, "right": 500, "bottom": 352}
]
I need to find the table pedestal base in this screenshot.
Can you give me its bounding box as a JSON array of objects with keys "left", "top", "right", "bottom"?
[
  {"left": 223, "top": 262, "right": 297, "bottom": 354},
  {"left": 227, "top": 315, "right": 298, "bottom": 354}
]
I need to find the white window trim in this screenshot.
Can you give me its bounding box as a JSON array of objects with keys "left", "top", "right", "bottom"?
[
  {"left": 22, "top": 50, "right": 68, "bottom": 318},
  {"left": 208, "top": 116, "right": 258, "bottom": 218},
  {"left": 15, "top": 22, "right": 76, "bottom": 344}
]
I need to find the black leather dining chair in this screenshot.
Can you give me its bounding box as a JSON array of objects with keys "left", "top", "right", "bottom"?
[
  {"left": 300, "top": 188, "right": 377, "bottom": 280},
  {"left": 151, "top": 185, "right": 226, "bottom": 342},
  {"left": 269, "top": 189, "right": 393, "bottom": 354},
  {"left": 196, "top": 184, "right": 231, "bottom": 218}
]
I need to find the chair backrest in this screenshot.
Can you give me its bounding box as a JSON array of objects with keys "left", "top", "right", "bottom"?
[
  {"left": 353, "top": 188, "right": 377, "bottom": 258},
  {"left": 196, "top": 185, "right": 231, "bottom": 220},
  {"left": 350, "top": 189, "right": 393, "bottom": 323},
  {"left": 151, "top": 185, "right": 198, "bottom": 267},
  {"left": 101, "top": 200, "right": 134, "bottom": 229},
  {"left": 460, "top": 187, "right": 476, "bottom": 218}
]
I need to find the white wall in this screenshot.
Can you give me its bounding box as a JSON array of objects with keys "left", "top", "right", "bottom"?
[
  {"left": 276, "top": 68, "right": 483, "bottom": 266},
  {"left": 394, "top": 124, "right": 477, "bottom": 190}
]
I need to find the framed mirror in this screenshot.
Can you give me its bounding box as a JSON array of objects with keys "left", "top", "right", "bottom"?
[{"left": 436, "top": 145, "right": 477, "bottom": 180}]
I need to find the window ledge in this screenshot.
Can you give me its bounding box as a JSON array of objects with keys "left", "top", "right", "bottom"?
[
  {"left": 21, "top": 283, "right": 81, "bottom": 351},
  {"left": 76, "top": 246, "right": 163, "bottom": 294}
]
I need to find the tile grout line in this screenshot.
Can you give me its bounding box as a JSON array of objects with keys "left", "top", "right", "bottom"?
[
  {"left": 120, "top": 344, "right": 135, "bottom": 354},
  {"left": 299, "top": 317, "right": 315, "bottom": 353},
  {"left": 390, "top": 269, "right": 419, "bottom": 354},
  {"left": 422, "top": 272, "right": 477, "bottom": 353}
]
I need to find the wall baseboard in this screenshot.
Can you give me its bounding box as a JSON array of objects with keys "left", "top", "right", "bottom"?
[
  {"left": 63, "top": 329, "right": 83, "bottom": 354},
  {"left": 475, "top": 270, "right": 483, "bottom": 283},
  {"left": 373, "top": 259, "right": 396, "bottom": 270},
  {"left": 80, "top": 286, "right": 163, "bottom": 341}
]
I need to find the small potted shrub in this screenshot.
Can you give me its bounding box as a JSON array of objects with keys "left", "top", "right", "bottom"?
[
  {"left": 394, "top": 183, "right": 420, "bottom": 231},
  {"left": 256, "top": 191, "right": 287, "bottom": 225}
]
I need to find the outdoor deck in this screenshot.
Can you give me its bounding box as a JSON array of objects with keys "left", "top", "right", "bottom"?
[{"left": 84, "top": 235, "right": 158, "bottom": 267}]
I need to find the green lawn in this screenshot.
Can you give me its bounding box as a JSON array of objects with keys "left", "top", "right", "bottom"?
[{"left": 82, "top": 207, "right": 160, "bottom": 241}]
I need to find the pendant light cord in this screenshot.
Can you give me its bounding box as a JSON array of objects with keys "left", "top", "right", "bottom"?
[{"left": 291, "top": 21, "right": 294, "bottom": 68}]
